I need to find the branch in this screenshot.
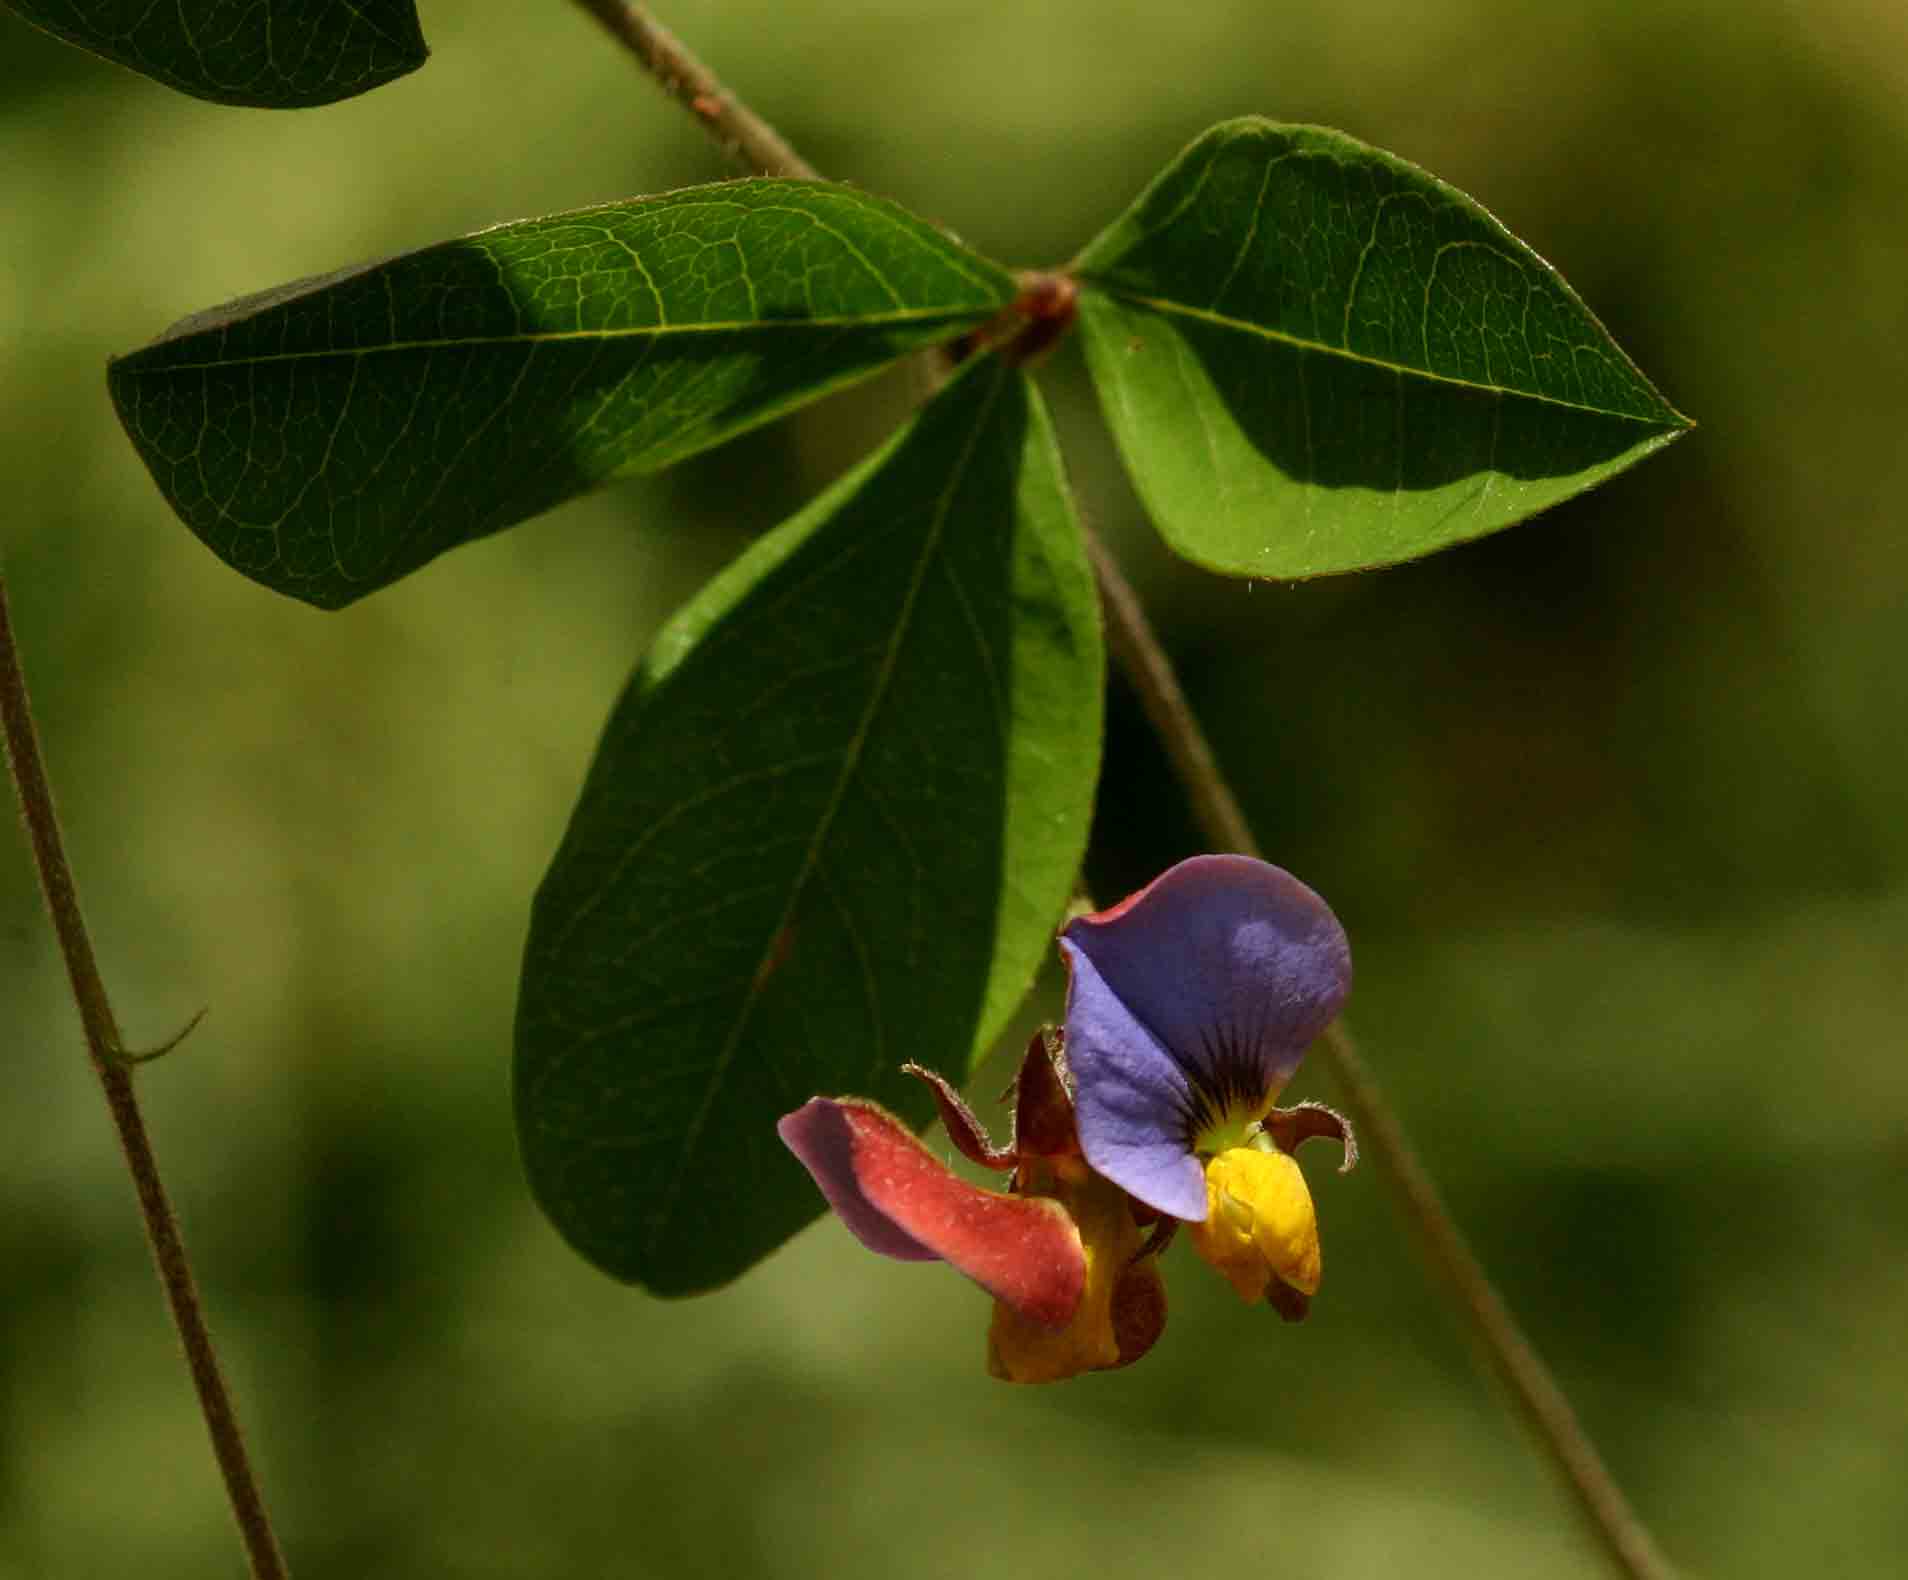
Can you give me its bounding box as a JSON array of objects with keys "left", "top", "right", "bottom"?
[
  {"left": 572, "top": 13, "right": 1678, "bottom": 1578},
  {"left": 570, "top": 1, "right": 817, "bottom": 180},
  {"left": 1089, "top": 536, "right": 1677, "bottom": 1580},
  {"left": 0, "top": 576, "right": 288, "bottom": 1580}
]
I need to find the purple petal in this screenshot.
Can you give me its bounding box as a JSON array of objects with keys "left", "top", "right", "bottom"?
[
  {"left": 1057, "top": 940, "right": 1208, "bottom": 1220},
  {"left": 1061, "top": 856, "right": 1351, "bottom": 1215}
]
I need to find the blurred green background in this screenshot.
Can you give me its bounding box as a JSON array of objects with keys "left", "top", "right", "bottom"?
[{"left": 4, "top": 1, "right": 1905, "bottom": 1574}]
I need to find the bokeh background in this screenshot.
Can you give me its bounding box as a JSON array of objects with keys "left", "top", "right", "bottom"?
[{"left": 4, "top": 1, "right": 1905, "bottom": 1574}]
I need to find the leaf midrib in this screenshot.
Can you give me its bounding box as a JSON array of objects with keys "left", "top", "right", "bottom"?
[
  {"left": 116, "top": 306, "right": 990, "bottom": 377},
  {"left": 1083, "top": 285, "right": 1686, "bottom": 429},
  {"left": 644, "top": 365, "right": 1010, "bottom": 1256}
]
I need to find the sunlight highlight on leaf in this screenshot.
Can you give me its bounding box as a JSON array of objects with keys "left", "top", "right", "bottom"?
[
  {"left": 109, "top": 182, "right": 1015, "bottom": 607},
  {"left": 1073, "top": 119, "right": 1692, "bottom": 579}
]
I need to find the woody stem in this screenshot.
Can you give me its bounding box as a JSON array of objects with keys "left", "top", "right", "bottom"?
[
  {"left": 1089, "top": 532, "right": 1676, "bottom": 1580},
  {"left": 0, "top": 576, "right": 288, "bottom": 1580}
]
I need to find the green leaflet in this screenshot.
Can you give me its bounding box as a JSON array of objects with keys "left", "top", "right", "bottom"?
[
  {"left": 514, "top": 356, "right": 1102, "bottom": 1294},
  {"left": 3, "top": 0, "right": 425, "bottom": 107},
  {"left": 109, "top": 182, "right": 1016, "bottom": 608},
  {"left": 1074, "top": 119, "right": 1691, "bottom": 579}
]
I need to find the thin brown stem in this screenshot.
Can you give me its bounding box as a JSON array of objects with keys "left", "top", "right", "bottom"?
[
  {"left": 570, "top": 0, "right": 818, "bottom": 180},
  {"left": 569, "top": 12, "right": 1677, "bottom": 1577},
  {"left": 1089, "top": 537, "right": 1676, "bottom": 1580},
  {"left": 1088, "top": 534, "right": 1258, "bottom": 856},
  {"left": 0, "top": 576, "right": 288, "bottom": 1580}
]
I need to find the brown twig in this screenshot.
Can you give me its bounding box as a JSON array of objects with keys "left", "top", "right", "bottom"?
[
  {"left": 571, "top": 12, "right": 1678, "bottom": 1578},
  {"left": 1089, "top": 535, "right": 1676, "bottom": 1580},
  {"left": 0, "top": 576, "right": 288, "bottom": 1580},
  {"left": 570, "top": 0, "right": 818, "bottom": 180}
]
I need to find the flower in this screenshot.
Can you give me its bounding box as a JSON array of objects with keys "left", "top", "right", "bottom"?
[
  {"left": 778, "top": 853, "right": 1354, "bottom": 1378},
  {"left": 1061, "top": 854, "right": 1353, "bottom": 1317},
  {"left": 777, "top": 1032, "right": 1167, "bottom": 1383}
]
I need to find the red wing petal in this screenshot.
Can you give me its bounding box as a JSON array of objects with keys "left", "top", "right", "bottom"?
[
  {"left": 779, "top": 1099, "right": 939, "bottom": 1261},
  {"left": 778, "top": 1097, "right": 1086, "bottom": 1327}
]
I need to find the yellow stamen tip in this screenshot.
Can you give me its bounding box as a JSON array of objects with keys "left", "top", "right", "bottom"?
[{"left": 1188, "top": 1147, "right": 1321, "bottom": 1304}]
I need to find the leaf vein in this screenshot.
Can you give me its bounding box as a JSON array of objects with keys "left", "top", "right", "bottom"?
[
  {"left": 645, "top": 367, "right": 1010, "bottom": 1252},
  {"left": 1093, "top": 290, "right": 1679, "bottom": 427},
  {"left": 121, "top": 306, "right": 987, "bottom": 376}
]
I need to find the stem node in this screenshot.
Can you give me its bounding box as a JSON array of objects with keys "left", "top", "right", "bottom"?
[
  {"left": 0, "top": 578, "right": 286, "bottom": 1580},
  {"left": 111, "top": 1004, "right": 211, "bottom": 1068}
]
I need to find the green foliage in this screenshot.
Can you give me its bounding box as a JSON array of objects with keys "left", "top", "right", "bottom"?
[
  {"left": 21, "top": 9, "right": 1908, "bottom": 1570},
  {"left": 103, "top": 115, "right": 1683, "bottom": 1289},
  {"left": 2, "top": 0, "right": 425, "bottom": 107},
  {"left": 516, "top": 358, "right": 1100, "bottom": 1291},
  {"left": 107, "top": 183, "right": 1014, "bottom": 608},
  {"left": 1073, "top": 120, "right": 1691, "bottom": 578}
]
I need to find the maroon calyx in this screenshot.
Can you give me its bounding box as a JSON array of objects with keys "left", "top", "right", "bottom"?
[{"left": 945, "top": 270, "right": 1080, "bottom": 369}]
